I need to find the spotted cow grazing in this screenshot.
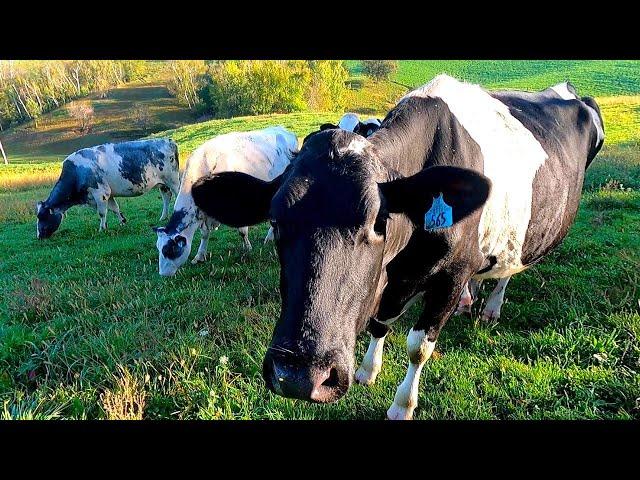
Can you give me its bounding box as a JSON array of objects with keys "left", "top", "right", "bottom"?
[
  {"left": 154, "top": 126, "right": 298, "bottom": 277},
  {"left": 191, "top": 74, "right": 604, "bottom": 420},
  {"left": 36, "top": 138, "right": 180, "bottom": 239}
]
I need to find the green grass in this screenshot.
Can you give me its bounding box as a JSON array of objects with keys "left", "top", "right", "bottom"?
[
  {"left": 1, "top": 61, "right": 639, "bottom": 419},
  {"left": 393, "top": 60, "right": 640, "bottom": 96}
]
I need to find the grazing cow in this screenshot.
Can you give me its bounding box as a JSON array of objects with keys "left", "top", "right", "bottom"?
[
  {"left": 36, "top": 138, "right": 180, "bottom": 239},
  {"left": 154, "top": 126, "right": 298, "bottom": 277},
  {"left": 303, "top": 113, "right": 382, "bottom": 144},
  {"left": 191, "top": 74, "right": 604, "bottom": 419}
]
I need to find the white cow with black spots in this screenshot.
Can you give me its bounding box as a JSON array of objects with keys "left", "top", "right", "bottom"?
[
  {"left": 154, "top": 126, "right": 298, "bottom": 277},
  {"left": 36, "top": 138, "right": 180, "bottom": 239}
]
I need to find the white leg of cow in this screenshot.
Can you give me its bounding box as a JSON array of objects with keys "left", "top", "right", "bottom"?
[
  {"left": 239, "top": 226, "right": 252, "bottom": 251},
  {"left": 264, "top": 226, "right": 274, "bottom": 244},
  {"left": 482, "top": 276, "right": 511, "bottom": 322},
  {"left": 107, "top": 197, "right": 126, "bottom": 225},
  {"left": 355, "top": 334, "right": 385, "bottom": 385},
  {"left": 387, "top": 328, "right": 436, "bottom": 421},
  {"left": 159, "top": 185, "right": 172, "bottom": 221},
  {"left": 191, "top": 224, "right": 212, "bottom": 264},
  {"left": 97, "top": 202, "right": 108, "bottom": 231}
]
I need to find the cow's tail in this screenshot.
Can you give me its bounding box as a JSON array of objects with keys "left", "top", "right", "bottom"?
[
  {"left": 581, "top": 96, "right": 605, "bottom": 167},
  {"left": 169, "top": 138, "right": 179, "bottom": 167}
]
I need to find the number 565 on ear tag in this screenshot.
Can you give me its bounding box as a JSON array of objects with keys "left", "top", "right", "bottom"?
[{"left": 424, "top": 193, "right": 453, "bottom": 231}]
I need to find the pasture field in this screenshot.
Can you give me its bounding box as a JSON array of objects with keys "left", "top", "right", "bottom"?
[{"left": 1, "top": 62, "right": 639, "bottom": 419}]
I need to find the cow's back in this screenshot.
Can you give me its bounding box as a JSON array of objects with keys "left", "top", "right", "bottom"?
[
  {"left": 490, "top": 88, "right": 601, "bottom": 267},
  {"left": 402, "top": 74, "right": 600, "bottom": 278}
]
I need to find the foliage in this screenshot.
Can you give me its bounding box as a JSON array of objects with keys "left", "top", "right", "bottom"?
[
  {"left": 131, "top": 102, "right": 152, "bottom": 133},
  {"left": 0, "top": 60, "right": 152, "bottom": 130},
  {"left": 165, "top": 60, "right": 207, "bottom": 110},
  {"left": 361, "top": 60, "right": 398, "bottom": 82},
  {"left": 201, "top": 61, "right": 348, "bottom": 118},
  {"left": 67, "top": 101, "right": 94, "bottom": 134}
]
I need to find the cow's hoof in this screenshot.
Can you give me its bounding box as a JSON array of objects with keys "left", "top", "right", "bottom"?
[
  {"left": 481, "top": 310, "right": 500, "bottom": 322},
  {"left": 191, "top": 255, "right": 206, "bottom": 264},
  {"left": 454, "top": 304, "right": 472, "bottom": 316},
  {"left": 120, "top": 217, "right": 127, "bottom": 225},
  {"left": 386, "top": 403, "right": 414, "bottom": 420},
  {"left": 355, "top": 366, "right": 379, "bottom": 386}
]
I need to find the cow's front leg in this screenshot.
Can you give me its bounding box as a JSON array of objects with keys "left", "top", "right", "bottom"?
[
  {"left": 482, "top": 276, "right": 510, "bottom": 322},
  {"left": 355, "top": 282, "right": 422, "bottom": 386},
  {"left": 192, "top": 219, "right": 218, "bottom": 264},
  {"left": 91, "top": 189, "right": 110, "bottom": 232},
  {"left": 355, "top": 320, "right": 388, "bottom": 385},
  {"left": 159, "top": 185, "right": 172, "bottom": 221},
  {"left": 387, "top": 274, "right": 465, "bottom": 420}
]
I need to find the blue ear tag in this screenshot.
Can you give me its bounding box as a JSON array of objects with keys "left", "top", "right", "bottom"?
[{"left": 424, "top": 193, "right": 453, "bottom": 231}]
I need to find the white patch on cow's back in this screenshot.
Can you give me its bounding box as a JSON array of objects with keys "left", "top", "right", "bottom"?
[
  {"left": 343, "top": 136, "right": 369, "bottom": 155},
  {"left": 550, "top": 82, "right": 577, "bottom": 100},
  {"left": 403, "top": 74, "right": 549, "bottom": 278},
  {"left": 338, "top": 113, "right": 360, "bottom": 132}
]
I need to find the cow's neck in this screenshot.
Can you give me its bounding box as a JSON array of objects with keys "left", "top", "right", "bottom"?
[
  {"left": 369, "top": 106, "right": 446, "bottom": 180},
  {"left": 165, "top": 191, "right": 200, "bottom": 239},
  {"left": 46, "top": 178, "right": 79, "bottom": 212}
]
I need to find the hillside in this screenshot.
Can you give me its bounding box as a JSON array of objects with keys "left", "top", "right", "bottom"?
[{"left": 0, "top": 80, "right": 195, "bottom": 165}]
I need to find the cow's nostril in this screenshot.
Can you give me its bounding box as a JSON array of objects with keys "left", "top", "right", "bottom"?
[{"left": 322, "top": 368, "right": 339, "bottom": 388}]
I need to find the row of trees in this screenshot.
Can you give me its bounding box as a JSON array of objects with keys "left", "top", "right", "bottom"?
[
  {"left": 166, "top": 60, "right": 351, "bottom": 118},
  {"left": 0, "top": 60, "right": 148, "bottom": 130}
]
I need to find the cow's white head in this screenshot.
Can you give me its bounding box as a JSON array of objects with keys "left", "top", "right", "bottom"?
[{"left": 153, "top": 226, "right": 192, "bottom": 276}]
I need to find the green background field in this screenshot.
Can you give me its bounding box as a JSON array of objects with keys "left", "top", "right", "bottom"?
[{"left": 1, "top": 61, "right": 638, "bottom": 419}]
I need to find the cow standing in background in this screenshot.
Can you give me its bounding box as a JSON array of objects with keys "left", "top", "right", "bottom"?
[
  {"left": 304, "top": 113, "right": 382, "bottom": 145},
  {"left": 36, "top": 138, "right": 180, "bottom": 239},
  {"left": 192, "top": 74, "right": 604, "bottom": 420},
  {"left": 154, "top": 126, "right": 298, "bottom": 277}
]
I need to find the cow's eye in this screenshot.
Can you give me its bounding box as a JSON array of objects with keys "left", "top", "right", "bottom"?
[{"left": 373, "top": 215, "right": 387, "bottom": 236}]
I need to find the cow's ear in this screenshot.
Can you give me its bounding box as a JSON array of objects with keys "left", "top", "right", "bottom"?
[
  {"left": 192, "top": 171, "right": 284, "bottom": 227},
  {"left": 320, "top": 123, "right": 337, "bottom": 131},
  {"left": 378, "top": 166, "right": 491, "bottom": 227},
  {"left": 36, "top": 201, "right": 43, "bottom": 213}
]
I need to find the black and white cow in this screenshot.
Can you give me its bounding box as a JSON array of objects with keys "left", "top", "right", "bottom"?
[
  {"left": 154, "top": 126, "right": 298, "bottom": 276},
  {"left": 303, "top": 113, "right": 382, "bottom": 144},
  {"left": 36, "top": 138, "right": 180, "bottom": 239},
  {"left": 191, "top": 74, "right": 604, "bottom": 419}
]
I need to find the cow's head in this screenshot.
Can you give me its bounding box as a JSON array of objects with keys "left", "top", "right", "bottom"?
[
  {"left": 192, "top": 130, "right": 490, "bottom": 403},
  {"left": 154, "top": 227, "right": 190, "bottom": 276},
  {"left": 36, "top": 201, "right": 63, "bottom": 239},
  {"left": 153, "top": 209, "right": 195, "bottom": 276}
]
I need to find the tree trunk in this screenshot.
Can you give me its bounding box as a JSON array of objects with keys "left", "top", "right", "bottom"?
[{"left": 0, "top": 139, "right": 7, "bottom": 165}]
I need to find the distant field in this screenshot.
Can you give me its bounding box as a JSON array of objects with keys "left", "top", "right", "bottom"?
[
  {"left": 393, "top": 60, "right": 640, "bottom": 96},
  {"left": 1, "top": 61, "right": 639, "bottom": 420}
]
